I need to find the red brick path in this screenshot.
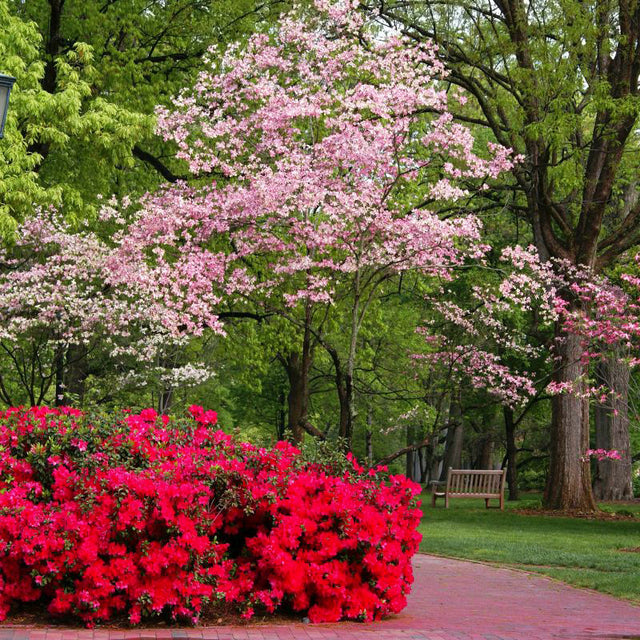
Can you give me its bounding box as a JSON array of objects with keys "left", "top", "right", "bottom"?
[{"left": 2, "top": 554, "right": 639, "bottom": 640}]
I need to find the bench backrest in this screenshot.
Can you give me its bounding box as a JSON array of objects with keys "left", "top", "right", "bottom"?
[{"left": 446, "top": 468, "right": 506, "bottom": 496}]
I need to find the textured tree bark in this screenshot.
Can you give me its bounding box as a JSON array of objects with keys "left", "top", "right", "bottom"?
[
  {"left": 593, "top": 354, "right": 633, "bottom": 501},
  {"left": 544, "top": 329, "right": 596, "bottom": 511},
  {"left": 504, "top": 406, "right": 519, "bottom": 501}
]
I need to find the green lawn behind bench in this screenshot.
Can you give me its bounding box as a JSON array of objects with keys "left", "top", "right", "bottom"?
[{"left": 418, "top": 493, "right": 640, "bottom": 602}]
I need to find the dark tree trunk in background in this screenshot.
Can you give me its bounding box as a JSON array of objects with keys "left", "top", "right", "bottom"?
[
  {"left": 417, "top": 446, "right": 429, "bottom": 483},
  {"left": 156, "top": 353, "right": 177, "bottom": 414},
  {"left": 54, "top": 344, "right": 65, "bottom": 407},
  {"left": 593, "top": 354, "right": 633, "bottom": 501},
  {"left": 544, "top": 330, "right": 597, "bottom": 511},
  {"left": 284, "top": 350, "right": 311, "bottom": 443},
  {"left": 337, "top": 377, "right": 349, "bottom": 445},
  {"left": 365, "top": 408, "right": 373, "bottom": 463},
  {"left": 504, "top": 406, "right": 519, "bottom": 501},
  {"left": 64, "top": 345, "right": 88, "bottom": 406},
  {"left": 322, "top": 340, "right": 350, "bottom": 448},
  {"left": 365, "top": 430, "right": 373, "bottom": 464},
  {"left": 478, "top": 435, "right": 493, "bottom": 469},
  {"left": 406, "top": 423, "right": 416, "bottom": 480},
  {"left": 158, "top": 388, "right": 173, "bottom": 414},
  {"left": 282, "top": 306, "right": 314, "bottom": 443},
  {"left": 440, "top": 396, "right": 463, "bottom": 479},
  {"left": 276, "top": 389, "right": 286, "bottom": 440}
]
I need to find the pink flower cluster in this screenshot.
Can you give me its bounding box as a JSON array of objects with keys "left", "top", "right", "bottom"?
[
  {"left": 0, "top": 406, "right": 422, "bottom": 626},
  {"left": 582, "top": 448, "right": 622, "bottom": 462}
]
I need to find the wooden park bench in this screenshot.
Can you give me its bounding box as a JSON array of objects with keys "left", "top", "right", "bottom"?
[{"left": 430, "top": 467, "right": 507, "bottom": 510}]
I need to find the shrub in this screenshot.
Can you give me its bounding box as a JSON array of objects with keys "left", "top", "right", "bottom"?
[{"left": 0, "top": 406, "right": 421, "bottom": 626}]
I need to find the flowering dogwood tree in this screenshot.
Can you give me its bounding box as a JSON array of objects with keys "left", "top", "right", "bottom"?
[
  {"left": 418, "top": 244, "right": 636, "bottom": 502},
  {"left": 112, "top": 1, "right": 516, "bottom": 443},
  {"left": 0, "top": 210, "right": 213, "bottom": 406}
]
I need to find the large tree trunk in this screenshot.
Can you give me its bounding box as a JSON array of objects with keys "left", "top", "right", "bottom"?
[
  {"left": 544, "top": 329, "right": 597, "bottom": 511},
  {"left": 504, "top": 406, "right": 519, "bottom": 501},
  {"left": 593, "top": 354, "right": 633, "bottom": 501}
]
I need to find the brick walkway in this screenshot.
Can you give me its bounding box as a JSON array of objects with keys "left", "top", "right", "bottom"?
[{"left": 2, "top": 554, "right": 640, "bottom": 640}]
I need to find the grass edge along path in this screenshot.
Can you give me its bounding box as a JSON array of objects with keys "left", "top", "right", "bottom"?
[{"left": 417, "top": 491, "right": 640, "bottom": 604}]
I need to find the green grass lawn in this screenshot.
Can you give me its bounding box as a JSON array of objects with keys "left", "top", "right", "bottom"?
[{"left": 418, "top": 492, "right": 640, "bottom": 602}]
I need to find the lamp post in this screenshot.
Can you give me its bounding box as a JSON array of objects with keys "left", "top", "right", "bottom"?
[{"left": 0, "top": 74, "right": 16, "bottom": 139}]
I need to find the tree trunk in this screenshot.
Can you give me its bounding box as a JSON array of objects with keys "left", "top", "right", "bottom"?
[
  {"left": 54, "top": 344, "right": 65, "bottom": 407},
  {"left": 593, "top": 354, "right": 633, "bottom": 501},
  {"left": 284, "top": 308, "right": 314, "bottom": 443},
  {"left": 544, "top": 329, "right": 597, "bottom": 511},
  {"left": 341, "top": 269, "right": 362, "bottom": 450},
  {"left": 64, "top": 345, "right": 87, "bottom": 407},
  {"left": 477, "top": 434, "right": 493, "bottom": 469},
  {"left": 365, "top": 408, "right": 373, "bottom": 463},
  {"left": 406, "top": 423, "right": 416, "bottom": 480},
  {"left": 276, "top": 388, "right": 286, "bottom": 440},
  {"left": 156, "top": 352, "right": 177, "bottom": 414},
  {"left": 417, "top": 445, "right": 429, "bottom": 483},
  {"left": 365, "top": 430, "right": 373, "bottom": 464},
  {"left": 158, "top": 387, "right": 173, "bottom": 414},
  {"left": 284, "top": 351, "right": 310, "bottom": 443},
  {"left": 337, "top": 387, "right": 349, "bottom": 441},
  {"left": 440, "top": 395, "right": 463, "bottom": 480},
  {"left": 504, "top": 406, "right": 519, "bottom": 501}
]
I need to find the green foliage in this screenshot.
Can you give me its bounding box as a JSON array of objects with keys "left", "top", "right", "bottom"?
[
  {"left": 0, "top": 0, "right": 149, "bottom": 230},
  {"left": 1, "top": 0, "right": 280, "bottom": 230}
]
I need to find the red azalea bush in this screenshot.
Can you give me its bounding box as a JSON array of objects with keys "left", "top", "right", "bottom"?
[{"left": 0, "top": 406, "right": 422, "bottom": 627}]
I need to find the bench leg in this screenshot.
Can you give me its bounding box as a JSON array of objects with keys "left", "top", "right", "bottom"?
[
  {"left": 431, "top": 491, "right": 437, "bottom": 507},
  {"left": 445, "top": 494, "right": 449, "bottom": 509},
  {"left": 500, "top": 493, "right": 505, "bottom": 511},
  {"left": 485, "top": 498, "right": 490, "bottom": 509}
]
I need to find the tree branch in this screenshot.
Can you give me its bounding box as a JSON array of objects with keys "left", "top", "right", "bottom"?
[{"left": 133, "top": 145, "right": 189, "bottom": 183}]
